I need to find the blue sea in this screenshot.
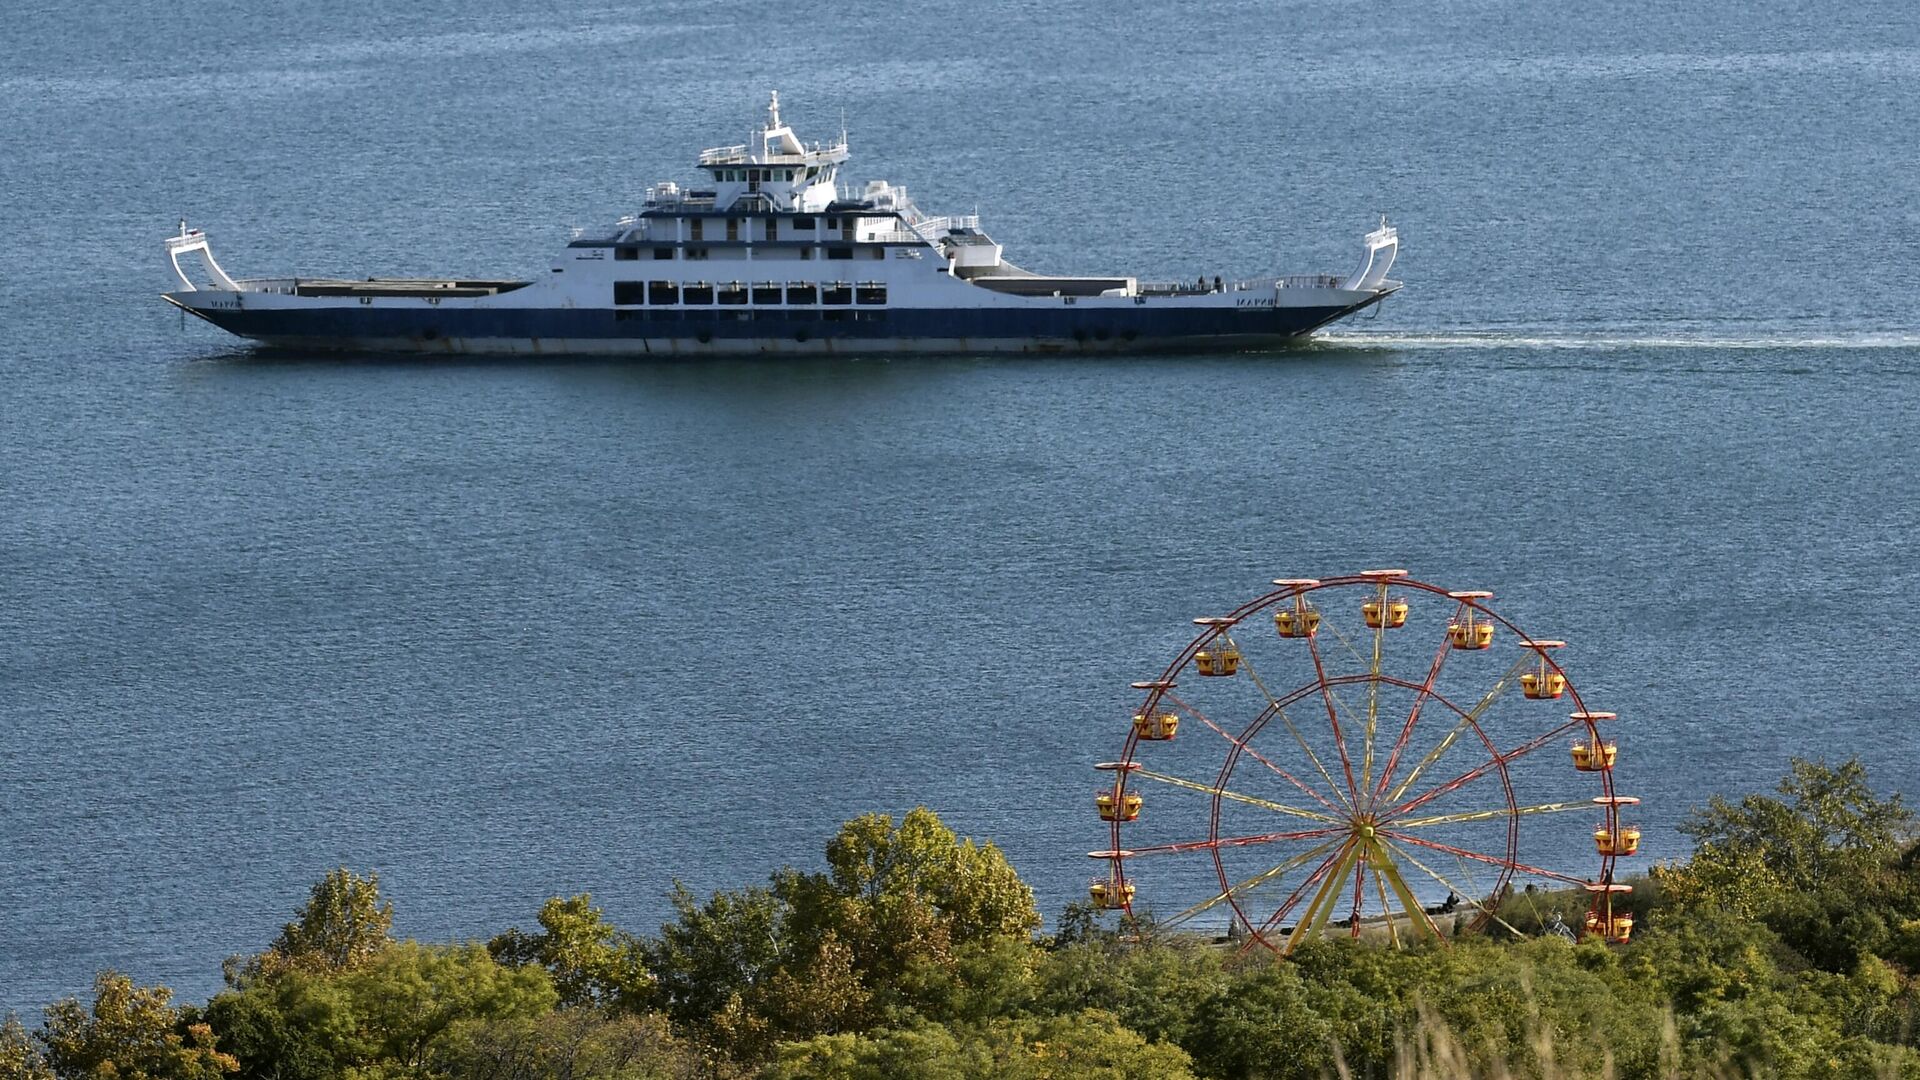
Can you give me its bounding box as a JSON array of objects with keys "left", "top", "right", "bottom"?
[{"left": 3, "top": 0, "right": 1918, "bottom": 1013}]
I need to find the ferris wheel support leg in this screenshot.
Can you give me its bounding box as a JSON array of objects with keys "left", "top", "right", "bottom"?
[
  {"left": 1284, "top": 841, "right": 1363, "bottom": 954},
  {"left": 1372, "top": 843, "right": 1444, "bottom": 943},
  {"left": 1370, "top": 864, "right": 1402, "bottom": 948}
]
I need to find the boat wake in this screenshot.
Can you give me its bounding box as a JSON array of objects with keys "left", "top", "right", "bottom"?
[{"left": 1315, "top": 329, "right": 1920, "bottom": 351}]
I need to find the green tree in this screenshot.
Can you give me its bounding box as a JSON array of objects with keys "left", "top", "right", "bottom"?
[
  {"left": 435, "top": 1008, "right": 703, "bottom": 1080},
  {"left": 640, "top": 883, "right": 871, "bottom": 1061},
  {"left": 230, "top": 868, "right": 395, "bottom": 986},
  {"left": 488, "top": 895, "right": 653, "bottom": 1009},
  {"left": 1679, "top": 758, "right": 1913, "bottom": 893},
  {"left": 205, "top": 943, "right": 555, "bottom": 1079},
  {"left": 781, "top": 807, "right": 1039, "bottom": 988},
  {"left": 1665, "top": 758, "right": 1920, "bottom": 971},
  {"left": 1035, "top": 918, "right": 1224, "bottom": 1047},
  {"left": 1, "top": 1014, "right": 54, "bottom": 1080},
  {"left": 767, "top": 1011, "right": 1196, "bottom": 1080},
  {"left": 642, "top": 883, "right": 788, "bottom": 1033},
  {"left": 1018, "top": 1009, "right": 1197, "bottom": 1079},
  {"left": 642, "top": 808, "right": 1040, "bottom": 1062},
  {"left": 197, "top": 976, "right": 350, "bottom": 1080},
  {"left": 1186, "top": 960, "right": 1337, "bottom": 1080},
  {"left": 341, "top": 943, "right": 559, "bottom": 1069},
  {"left": 893, "top": 935, "right": 1038, "bottom": 1028},
  {"left": 38, "top": 973, "right": 237, "bottom": 1080}
]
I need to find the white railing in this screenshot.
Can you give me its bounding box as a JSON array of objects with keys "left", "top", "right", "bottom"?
[
  {"left": 644, "top": 193, "right": 717, "bottom": 209},
  {"left": 1140, "top": 274, "right": 1344, "bottom": 295},
  {"left": 698, "top": 143, "right": 841, "bottom": 166},
  {"left": 235, "top": 277, "right": 299, "bottom": 294},
  {"left": 911, "top": 214, "right": 981, "bottom": 235}
]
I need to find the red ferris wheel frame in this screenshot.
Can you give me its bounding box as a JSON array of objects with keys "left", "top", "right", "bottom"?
[{"left": 1091, "top": 571, "right": 1640, "bottom": 952}]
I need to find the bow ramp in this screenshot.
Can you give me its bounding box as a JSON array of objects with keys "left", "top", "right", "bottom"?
[
  {"left": 1341, "top": 219, "right": 1400, "bottom": 293},
  {"left": 165, "top": 221, "right": 239, "bottom": 292}
]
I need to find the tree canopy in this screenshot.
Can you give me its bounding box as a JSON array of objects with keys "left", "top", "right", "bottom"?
[
  {"left": 1662, "top": 757, "right": 1920, "bottom": 971},
  {"left": 487, "top": 894, "right": 653, "bottom": 1010},
  {"left": 14, "top": 773, "right": 1920, "bottom": 1080},
  {"left": 228, "top": 868, "right": 395, "bottom": 986},
  {"left": 34, "top": 973, "right": 236, "bottom": 1080}
]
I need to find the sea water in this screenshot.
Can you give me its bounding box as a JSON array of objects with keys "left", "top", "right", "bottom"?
[{"left": 2, "top": 0, "right": 1917, "bottom": 1011}]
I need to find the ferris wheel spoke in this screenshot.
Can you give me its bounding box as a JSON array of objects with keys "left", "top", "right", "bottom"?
[
  {"left": 1316, "top": 616, "right": 1373, "bottom": 671},
  {"left": 1169, "top": 693, "right": 1346, "bottom": 816},
  {"left": 1129, "top": 768, "right": 1342, "bottom": 824},
  {"left": 1228, "top": 657, "right": 1357, "bottom": 813},
  {"left": 1385, "top": 715, "right": 1585, "bottom": 821},
  {"left": 1366, "top": 621, "right": 1458, "bottom": 806},
  {"left": 1315, "top": 619, "right": 1388, "bottom": 745},
  {"left": 1162, "top": 837, "right": 1344, "bottom": 928},
  {"left": 1388, "top": 800, "right": 1586, "bottom": 829},
  {"left": 1378, "top": 654, "right": 1532, "bottom": 807},
  {"left": 1377, "top": 836, "right": 1531, "bottom": 939},
  {"left": 1380, "top": 830, "right": 1592, "bottom": 888},
  {"left": 1124, "top": 826, "right": 1346, "bottom": 858},
  {"left": 1357, "top": 593, "right": 1389, "bottom": 801},
  {"left": 1304, "top": 632, "right": 1364, "bottom": 806}
]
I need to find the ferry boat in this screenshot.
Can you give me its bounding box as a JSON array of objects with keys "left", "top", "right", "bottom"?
[{"left": 163, "top": 93, "right": 1401, "bottom": 356}]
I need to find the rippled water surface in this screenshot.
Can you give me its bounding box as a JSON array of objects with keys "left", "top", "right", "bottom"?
[{"left": 3, "top": 0, "right": 1918, "bottom": 1012}]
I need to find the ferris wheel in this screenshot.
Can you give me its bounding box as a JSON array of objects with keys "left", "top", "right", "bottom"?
[{"left": 1089, "top": 571, "right": 1640, "bottom": 953}]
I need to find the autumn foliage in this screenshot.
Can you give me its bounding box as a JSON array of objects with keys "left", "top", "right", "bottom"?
[{"left": 6, "top": 762, "right": 1920, "bottom": 1080}]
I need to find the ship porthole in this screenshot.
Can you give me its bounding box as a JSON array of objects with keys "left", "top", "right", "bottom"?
[
  {"left": 696, "top": 330, "right": 713, "bottom": 345},
  {"left": 422, "top": 328, "right": 438, "bottom": 341},
  {"left": 1072, "top": 328, "right": 1088, "bottom": 343},
  {"left": 1094, "top": 327, "right": 1111, "bottom": 341},
  {"left": 795, "top": 330, "right": 810, "bottom": 343},
  {"left": 1121, "top": 329, "right": 1138, "bottom": 342}
]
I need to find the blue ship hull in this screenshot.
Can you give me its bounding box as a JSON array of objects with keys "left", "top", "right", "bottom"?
[{"left": 180, "top": 297, "right": 1384, "bottom": 355}]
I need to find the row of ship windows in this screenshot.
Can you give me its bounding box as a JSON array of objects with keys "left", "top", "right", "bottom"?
[
  {"left": 630, "top": 217, "right": 862, "bottom": 245},
  {"left": 708, "top": 167, "right": 826, "bottom": 183},
  {"left": 612, "top": 309, "right": 888, "bottom": 323},
  {"left": 615, "top": 246, "right": 881, "bottom": 261},
  {"left": 613, "top": 281, "right": 888, "bottom": 306}
]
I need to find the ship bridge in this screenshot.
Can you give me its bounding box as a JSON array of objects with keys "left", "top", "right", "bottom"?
[{"left": 665, "top": 92, "right": 848, "bottom": 214}]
